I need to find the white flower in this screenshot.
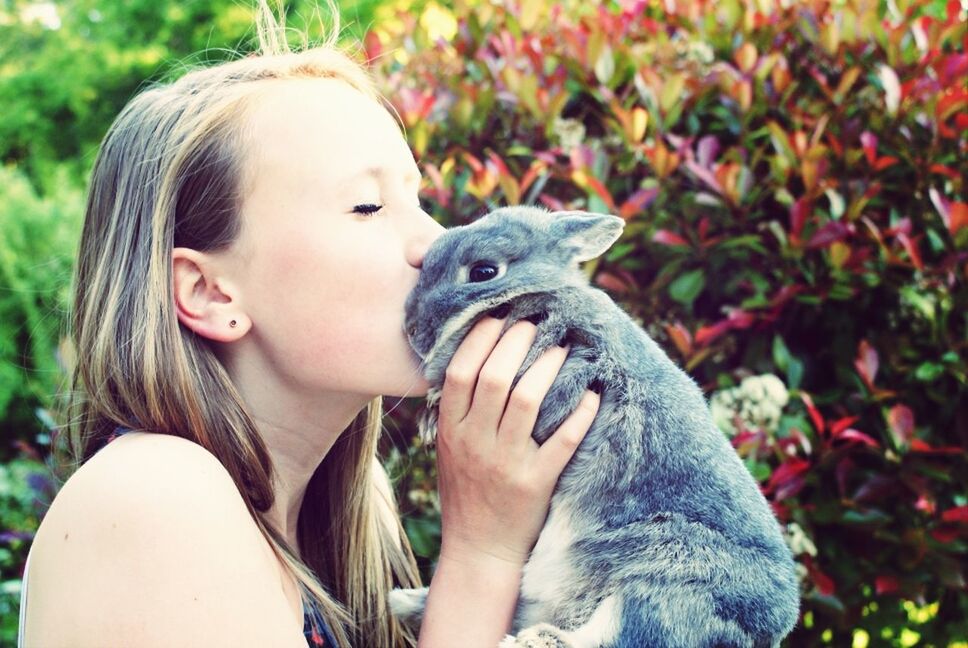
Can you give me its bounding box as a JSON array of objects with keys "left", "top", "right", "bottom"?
[
  {"left": 552, "top": 117, "right": 586, "bottom": 150},
  {"left": 784, "top": 522, "right": 817, "bottom": 557},
  {"left": 711, "top": 373, "right": 789, "bottom": 435}
]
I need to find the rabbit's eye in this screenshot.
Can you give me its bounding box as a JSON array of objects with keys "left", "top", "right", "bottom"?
[{"left": 469, "top": 263, "right": 498, "bottom": 282}]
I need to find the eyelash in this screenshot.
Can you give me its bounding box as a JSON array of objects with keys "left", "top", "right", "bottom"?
[
  {"left": 353, "top": 203, "right": 383, "bottom": 216},
  {"left": 352, "top": 201, "right": 426, "bottom": 216}
]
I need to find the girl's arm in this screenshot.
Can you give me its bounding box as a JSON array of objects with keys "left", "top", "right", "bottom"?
[{"left": 417, "top": 316, "right": 601, "bottom": 647}]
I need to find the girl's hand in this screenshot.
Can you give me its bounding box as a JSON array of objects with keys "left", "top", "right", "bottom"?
[{"left": 434, "top": 311, "right": 601, "bottom": 568}]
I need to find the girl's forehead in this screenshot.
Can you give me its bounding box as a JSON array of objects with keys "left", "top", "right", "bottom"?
[{"left": 245, "top": 78, "right": 412, "bottom": 185}]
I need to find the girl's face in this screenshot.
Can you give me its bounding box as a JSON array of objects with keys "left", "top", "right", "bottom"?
[{"left": 220, "top": 78, "right": 445, "bottom": 399}]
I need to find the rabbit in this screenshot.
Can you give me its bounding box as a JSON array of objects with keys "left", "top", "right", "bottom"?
[{"left": 391, "top": 206, "right": 800, "bottom": 648}]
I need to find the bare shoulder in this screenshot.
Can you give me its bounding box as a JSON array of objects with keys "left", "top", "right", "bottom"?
[{"left": 24, "top": 432, "right": 304, "bottom": 648}]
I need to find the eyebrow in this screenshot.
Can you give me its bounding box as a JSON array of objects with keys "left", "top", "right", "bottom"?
[{"left": 352, "top": 165, "right": 422, "bottom": 186}]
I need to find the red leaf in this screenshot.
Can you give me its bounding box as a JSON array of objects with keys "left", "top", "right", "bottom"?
[
  {"left": 799, "top": 391, "right": 826, "bottom": 436},
  {"left": 664, "top": 322, "right": 693, "bottom": 357},
  {"left": 698, "top": 217, "right": 711, "bottom": 241},
  {"left": 929, "top": 164, "right": 961, "bottom": 180},
  {"left": 930, "top": 526, "right": 961, "bottom": 543},
  {"left": 538, "top": 194, "right": 566, "bottom": 211},
  {"left": 836, "top": 429, "right": 880, "bottom": 449},
  {"left": 683, "top": 159, "right": 723, "bottom": 194},
  {"left": 694, "top": 319, "right": 733, "bottom": 347},
  {"left": 829, "top": 416, "right": 860, "bottom": 436},
  {"left": 909, "top": 439, "right": 964, "bottom": 454},
  {"left": 767, "top": 457, "right": 810, "bottom": 501},
  {"left": 486, "top": 149, "right": 511, "bottom": 178},
  {"left": 915, "top": 493, "right": 936, "bottom": 515},
  {"left": 854, "top": 339, "right": 879, "bottom": 391},
  {"left": 875, "top": 576, "right": 900, "bottom": 595},
  {"left": 652, "top": 229, "right": 690, "bottom": 247},
  {"left": 895, "top": 232, "right": 924, "bottom": 270},
  {"left": 789, "top": 198, "right": 811, "bottom": 242},
  {"left": 888, "top": 404, "right": 915, "bottom": 447},
  {"left": 941, "top": 506, "right": 968, "bottom": 524},
  {"left": 874, "top": 156, "right": 899, "bottom": 171},
  {"left": 569, "top": 144, "right": 596, "bottom": 172},
  {"left": 463, "top": 152, "right": 484, "bottom": 174},
  {"left": 768, "top": 284, "right": 803, "bottom": 310},
  {"left": 812, "top": 566, "right": 836, "bottom": 596},
  {"left": 726, "top": 309, "right": 756, "bottom": 329},
  {"left": 618, "top": 187, "right": 659, "bottom": 220},
  {"left": 860, "top": 131, "right": 878, "bottom": 165},
  {"left": 594, "top": 272, "right": 629, "bottom": 294},
  {"left": 583, "top": 174, "right": 617, "bottom": 211},
  {"left": 806, "top": 221, "right": 851, "bottom": 249},
  {"left": 363, "top": 30, "right": 383, "bottom": 63},
  {"left": 950, "top": 202, "right": 968, "bottom": 235}
]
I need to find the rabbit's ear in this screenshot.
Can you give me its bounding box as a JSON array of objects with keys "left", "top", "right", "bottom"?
[{"left": 550, "top": 211, "right": 625, "bottom": 263}]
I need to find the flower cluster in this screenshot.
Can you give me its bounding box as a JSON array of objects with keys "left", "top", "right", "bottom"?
[{"left": 710, "top": 374, "right": 790, "bottom": 436}]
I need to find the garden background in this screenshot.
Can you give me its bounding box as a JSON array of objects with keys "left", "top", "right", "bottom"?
[{"left": 0, "top": 0, "right": 965, "bottom": 645}]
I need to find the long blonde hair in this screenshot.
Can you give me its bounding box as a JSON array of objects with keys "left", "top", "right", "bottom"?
[{"left": 59, "top": 1, "right": 421, "bottom": 645}]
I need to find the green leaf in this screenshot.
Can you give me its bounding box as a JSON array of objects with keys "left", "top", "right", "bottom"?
[
  {"left": 914, "top": 362, "right": 944, "bottom": 381},
  {"left": 403, "top": 515, "right": 441, "bottom": 558},
  {"left": 773, "top": 335, "right": 803, "bottom": 389},
  {"left": 668, "top": 269, "right": 706, "bottom": 309},
  {"left": 841, "top": 509, "right": 891, "bottom": 525}
]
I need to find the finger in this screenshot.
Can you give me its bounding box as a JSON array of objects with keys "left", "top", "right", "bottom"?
[
  {"left": 439, "top": 314, "right": 507, "bottom": 431},
  {"left": 464, "top": 320, "right": 539, "bottom": 433},
  {"left": 497, "top": 343, "right": 570, "bottom": 445},
  {"left": 536, "top": 388, "right": 601, "bottom": 476}
]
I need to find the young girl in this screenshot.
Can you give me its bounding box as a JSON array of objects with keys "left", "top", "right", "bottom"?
[{"left": 18, "top": 3, "right": 601, "bottom": 647}]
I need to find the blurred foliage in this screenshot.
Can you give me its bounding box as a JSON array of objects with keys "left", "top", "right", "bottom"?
[
  {"left": 371, "top": 0, "right": 967, "bottom": 645},
  {"left": 1, "top": 0, "right": 966, "bottom": 646}
]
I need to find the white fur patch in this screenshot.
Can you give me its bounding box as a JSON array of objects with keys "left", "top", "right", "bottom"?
[
  {"left": 520, "top": 503, "right": 574, "bottom": 625},
  {"left": 567, "top": 594, "right": 622, "bottom": 648},
  {"left": 388, "top": 587, "right": 426, "bottom": 620},
  {"left": 422, "top": 288, "right": 534, "bottom": 369}
]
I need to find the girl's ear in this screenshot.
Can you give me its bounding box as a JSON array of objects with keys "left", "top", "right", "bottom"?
[
  {"left": 172, "top": 247, "right": 248, "bottom": 342},
  {"left": 550, "top": 211, "right": 625, "bottom": 263}
]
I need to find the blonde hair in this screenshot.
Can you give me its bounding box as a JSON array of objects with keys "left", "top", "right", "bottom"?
[{"left": 59, "top": 1, "right": 421, "bottom": 645}]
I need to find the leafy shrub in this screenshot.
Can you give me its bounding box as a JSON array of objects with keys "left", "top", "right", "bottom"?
[
  {"left": 3, "top": 0, "right": 965, "bottom": 644},
  {"left": 368, "top": 0, "right": 967, "bottom": 644},
  {"left": 0, "top": 166, "right": 83, "bottom": 455}
]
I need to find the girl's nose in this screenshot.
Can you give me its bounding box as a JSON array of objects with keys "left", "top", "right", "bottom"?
[{"left": 406, "top": 217, "right": 446, "bottom": 269}]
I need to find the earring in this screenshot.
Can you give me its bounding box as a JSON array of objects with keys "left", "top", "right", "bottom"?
[{"left": 229, "top": 319, "right": 237, "bottom": 328}]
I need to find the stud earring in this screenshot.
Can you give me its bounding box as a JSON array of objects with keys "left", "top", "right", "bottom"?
[{"left": 229, "top": 319, "right": 237, "bottom": 328}]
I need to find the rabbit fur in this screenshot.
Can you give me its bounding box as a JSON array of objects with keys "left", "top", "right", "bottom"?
[{"left": 392, "top": 206, "right": 800, "bottom": 648}]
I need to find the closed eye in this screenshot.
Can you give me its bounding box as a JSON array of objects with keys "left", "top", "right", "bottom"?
[{"left": 353, "top": 203, "right": 383, "bottom": 215}]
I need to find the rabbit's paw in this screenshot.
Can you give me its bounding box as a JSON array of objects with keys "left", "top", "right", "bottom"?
[
  {"left": 498, "top": 623, "right": 575, "bottom": 648},
  {"left": 388, "top": 586, "right": 428, "bottom": 627},
  {"left": 417, "top": 387, "right": 442, "bottom": 445}
]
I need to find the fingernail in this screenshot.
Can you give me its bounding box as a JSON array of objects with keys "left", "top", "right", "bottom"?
[
  {"left": 524, "top": 311, "right": 547, "bottom": 325},
  {"left": 488, "top": 303, "right": 511, "bottom": 319},
  {"left": 588, "top": 378, "right": 603, "bottom": 394}
]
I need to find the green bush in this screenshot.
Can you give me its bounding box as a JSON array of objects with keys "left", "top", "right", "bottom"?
[
  {"left": 368, "top": 0, "right": 967, "bottom": 644},
  {"left": 0, "top": 166, "right": 83, "bottom": 453}
]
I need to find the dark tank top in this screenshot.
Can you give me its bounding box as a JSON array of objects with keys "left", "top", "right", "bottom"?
[{"left": 102, "top": 428, "right": 338, "bottom": 647}]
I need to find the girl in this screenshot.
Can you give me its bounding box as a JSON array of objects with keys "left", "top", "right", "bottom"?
[{"left": 18, "top": 2, "right": 601, "bottom": 647}]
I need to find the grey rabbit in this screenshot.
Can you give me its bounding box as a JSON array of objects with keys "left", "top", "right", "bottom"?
[{"left": 391, "top": 206, "right": 800, "bottom": 647}]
